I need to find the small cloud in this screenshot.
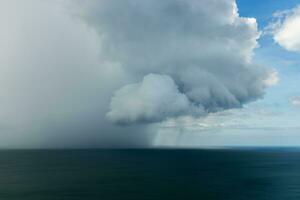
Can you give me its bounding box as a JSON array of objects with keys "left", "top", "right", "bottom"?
[
  {"left": 266, "top": 5, "right": 300, "bottom": 53},
  {"left": 264, "top": 69, "right": 280, "bottom": 87},
  {"left": 290, "top": 96, "right": 300, "bottom": 107}
]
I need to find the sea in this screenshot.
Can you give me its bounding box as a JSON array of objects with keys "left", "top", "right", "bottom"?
[{"left": 1, "top": 148, "right": 300, "bottom": 200}]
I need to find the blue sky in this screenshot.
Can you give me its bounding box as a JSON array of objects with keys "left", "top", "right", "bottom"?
[{"left": 238, "top": 0, "right": 300, "bottom": 25}]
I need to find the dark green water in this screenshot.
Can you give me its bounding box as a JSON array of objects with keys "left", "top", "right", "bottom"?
[{"left": 1, "top": 149, "right": 300, "bottom": 200}]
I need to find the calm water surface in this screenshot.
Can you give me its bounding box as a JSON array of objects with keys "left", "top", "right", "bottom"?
[{"left": 1, "top": 149, "right": 300, "bottom": 200}]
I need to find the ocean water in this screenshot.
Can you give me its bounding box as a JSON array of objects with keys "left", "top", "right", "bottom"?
[{"left": 1, "top": 149, "right": 300, "bottom": 200}]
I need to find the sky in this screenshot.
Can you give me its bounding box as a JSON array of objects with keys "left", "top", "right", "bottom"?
[{"left": 0, "top": 0, "right": 299, "bottom": 148}]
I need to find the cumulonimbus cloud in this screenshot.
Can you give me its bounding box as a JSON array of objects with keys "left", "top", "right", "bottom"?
[
  {"left": 74, "top": 0, "right": 273, "bottom": 124},
  {"left": 0, "top": 0, "right": 278, "bottom": 148}
]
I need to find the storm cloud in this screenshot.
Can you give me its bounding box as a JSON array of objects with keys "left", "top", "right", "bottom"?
[
  {"left": 0, "top": 0, "right": 152, "bottom": 148},
  {"left": 74, "top": 0, "right": 272, "bottom": 124},
  {"left": 0, "top": 0, "right": 274, "bottom": 148}
]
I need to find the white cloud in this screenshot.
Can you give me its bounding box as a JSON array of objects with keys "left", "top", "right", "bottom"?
[
  {"left": 268, "top": 5, "right": 300, "bottom": 52},
  {"left": 107, "top": 74, "right": 202, "bottom": 124},
  {"left": 263, "top": 69, "right": 280, "bottom": 86},
  {"left": 290, "top": 96, "right": 300, "bottom": 107},
  {"left": 74, "top": 0, "right": 273, "bottom": 124}
]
